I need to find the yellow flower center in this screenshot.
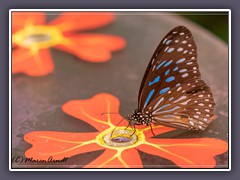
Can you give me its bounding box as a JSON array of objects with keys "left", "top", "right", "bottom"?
[
  {"left": 96, "top": 127, "right": 145, "bottom": 150},
  {"left": 13, "top": 25, "right": 65, "bottom": 53}
]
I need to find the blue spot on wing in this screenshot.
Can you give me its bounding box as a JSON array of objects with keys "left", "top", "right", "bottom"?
[
  {"left": 156, "top": 60, "right": 166, "bottom": 70},
  {"left": 167, "top": 48, "right": 174, "bottom": 53},
  {"left": 165, "top": 69, "right": 170, "bottom": 76},
  {"left": 148, "top": 76, "right": 160, "bottom": 86},
  {"left": 173, "top": 67, "right": 178, "bottom": 71},
  {"left": 165, "top": 40, "right": 172, "bottom": 45},
  {"left": 166, "top": 76, "right": 175, "bottom": 82},
  {"left": 176, "top": 58, "right": 186, "bottom": 64},
  {"left": 144, "top": 89, "right": 155, "bottom": 108},
  {"left": 164, "top": 60, "right": 173, "bottom": 67},
  {"left": 160, "top": 87, "right": 170, "bottom": 95}
]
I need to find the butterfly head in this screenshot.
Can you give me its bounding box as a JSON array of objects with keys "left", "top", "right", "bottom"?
[{"left": 127, "top": 109, "right": 153, "bottom": 126}]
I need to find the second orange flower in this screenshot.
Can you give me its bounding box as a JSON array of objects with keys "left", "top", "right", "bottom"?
[{"left": 12, "top": 12, "right": 126, "bottom": 76}]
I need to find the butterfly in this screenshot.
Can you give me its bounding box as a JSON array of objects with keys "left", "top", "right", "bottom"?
[{"left": 127, "top": 26, "right": 215, "bottom": 133}]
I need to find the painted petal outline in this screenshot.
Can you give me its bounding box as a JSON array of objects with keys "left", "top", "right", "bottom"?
[
  {"left": 84, "top": 148, "right": 142, "bottom": 168},
  {"left": 24, "top": 131, "right": 103, "bottom": 161},
  {"left": 55, "top": 34, "right": 126, "bottom": 62},
  {"left": 12, "top": 48, "right": 54, "bottom": 76}
]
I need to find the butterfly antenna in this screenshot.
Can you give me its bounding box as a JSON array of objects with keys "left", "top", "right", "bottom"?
[{"left": 110, "top": 116, "right": 128, "bottom": 138}]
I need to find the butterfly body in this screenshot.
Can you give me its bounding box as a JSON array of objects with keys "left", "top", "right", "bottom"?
[
  {"left": 127, "top": 26, "right": 215, "bottom": 131},
  {"left": 128, "top": 109, "right": 153, "bottom": 126}
]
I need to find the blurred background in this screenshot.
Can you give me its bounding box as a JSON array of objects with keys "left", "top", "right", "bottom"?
[{"left": 180, "top": 12, "right": 228, "bottom": 43}]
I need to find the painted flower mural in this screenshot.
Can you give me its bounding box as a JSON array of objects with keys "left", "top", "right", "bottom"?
[
  {"left": 12, "top": 12, "right": 126, "bottom": 76},
  {"left": 24, "top": 93, "right": 228, "bottom": 168}
]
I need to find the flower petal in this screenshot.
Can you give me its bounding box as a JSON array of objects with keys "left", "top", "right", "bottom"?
[
  {"left": 12, "top": 48, "right": 54, "bottom": 76},
  {"left": 138, "top": 138, "right": 228, "bottom": 168},
  {"left": 24, "top": 131, "right": 103, "bottom": 161},
  {"left": 55, "top": 34, "right": 126, "bottom": 62},
  {"left": 121, "top": 148, "right": 143, "bottom": 168},
  {"left": 142, "top": 125, "right": 176, "bottom": 138},
  {"left": 12, "top": 12, "right": 45, "bottom": 33},
  {"left": 84, "top": 148, "right": 141, "bottom": 168},
  {"left": 49, "top": 12, "right": 114, "bottom": 33},
  {"left": 62, "top": 93, "right": 128, "bottom": 132}
]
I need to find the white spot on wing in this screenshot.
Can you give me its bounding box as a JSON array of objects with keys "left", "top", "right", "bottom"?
[
  {"left": 205, "top": 109, "right": 210, "bottom": 112},
  {"left": 173, "top": 96, "right": 187, "bottom": 103},
  {"left": 152, "top": 65, "right": 156, "bottom": 71},
  {"left": 179, "top": 69, "right": 187, "bottom": 73},
  {"left": 187, "top": 62, "right": 193, "bottom": 65},
  {"left": 182, "top": 73, "right": 188, "bottom": 78},
  {"left": 194, "top": 115, "right": 199, "bottom": 118},
  {"left": 153, "top": 97, "right": 164, "bottom": 110},
  {"left": 163, "top": 38, "right": 167, "bottom": 44},
  {"left": 164, "top": 46, "right": 169, "bottom": 52},
  {"left": 177, "top": 47, "right": 183, "bottom": 52},
  {"left": 177, "top": 87, "right": 182, "bottom": 91},
  {"left": 180, "top": 99, "right": 191, "bottom": 105},
  {"left": 189, "top": 121, "right": 194, "bottom": 126}
]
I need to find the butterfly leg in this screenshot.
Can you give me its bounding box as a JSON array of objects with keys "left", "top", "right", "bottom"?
[
  {"left": 149, "top": 123, "right": 156, "bottom": 136},
  {"left": 130, "top": 124, "right": 136, "bottom": 136},
  {"left": 125, "top": 122, "right": 130, "bottom": 130}
]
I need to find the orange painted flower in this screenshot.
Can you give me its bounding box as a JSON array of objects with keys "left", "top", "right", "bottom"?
[
  {"left": 12, "top": 12, "right": 126, "bottom": 76},
  {"left": 24, "top": 93, "right": 228, "bottom": 168}
]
